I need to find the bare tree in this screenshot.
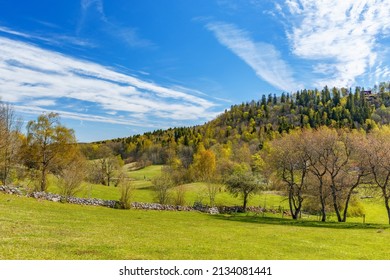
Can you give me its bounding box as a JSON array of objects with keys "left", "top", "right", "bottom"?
[
  {"left": 269, "top": 130, "right": 309, "bottom": 219},
  {"left": 334, "top": 131, "right": 370, "bottom": 222},
  {"left": 365, "top": 128, "right": 390, "bottom": 224},
  {"left": 304, "top": 128, "right": 331, "bottom": 222},
  {"left": 303, "top": 128, "right": 368, "bottom": 222},
  {"left": 0, "top": 102, "right": 21, "bottom": 185}
]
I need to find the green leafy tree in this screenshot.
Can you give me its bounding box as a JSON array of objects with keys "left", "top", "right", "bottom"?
[
  {"left": 26, "top": 113, "right": 78, "bottom": 192},
  {"left": 225, "top": 163, "right": 265, "bottom": 212}
]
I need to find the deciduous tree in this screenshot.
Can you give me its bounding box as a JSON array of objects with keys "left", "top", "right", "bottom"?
[
  {"left": 225, "top": 163, "right": 265, "bottom": 212},
  {"left": 0, "top": 102, "right": 21, "bottom": 185},
  {"left": 26, "top": 113, "right": 78, "bottom": 192},
  {"left": 269, "top": 130, "right": 309, "bottom": 219},
  {"left": 365, "top": 127, "right": 390, "bottom": 224}
]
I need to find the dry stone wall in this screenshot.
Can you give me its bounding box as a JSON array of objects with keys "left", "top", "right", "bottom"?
[{"left": 1, "top": 185, "right": 287, "bottom": 215}]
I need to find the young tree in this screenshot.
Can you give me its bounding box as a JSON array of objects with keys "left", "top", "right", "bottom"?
[
  {"left": 225, "top": 163, "right": 265, "bottom": 212},
  {"left": 192, "top": 149, "right": 218, "bottom": 206},
  {"left": 26, "top": 113, "right": 78, "bottom": 191}
]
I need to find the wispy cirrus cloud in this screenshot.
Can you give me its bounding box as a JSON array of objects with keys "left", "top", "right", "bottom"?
[
  {"left": 78, "top": 0, "right": 153, "bottom": 48},
  {"left": 282, "top": 0, "right": 390, "bottom": 87},
  {"left": 0, "top": 25, "right": 95, "bottom": 48},
  {"left": 0, "top": 36, "right": 219, "bottom": 127},
  {"left": 206, "top": 21, "right": 302, "bottom": 91}
]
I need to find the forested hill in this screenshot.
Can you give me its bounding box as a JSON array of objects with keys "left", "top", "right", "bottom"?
[{"left": 83, "top": 83, "right": 390, "bottom": 163}]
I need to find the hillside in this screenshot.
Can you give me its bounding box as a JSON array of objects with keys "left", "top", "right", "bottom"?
[{"left": 84, "top": 83, "right": 390, "bottom": 164}]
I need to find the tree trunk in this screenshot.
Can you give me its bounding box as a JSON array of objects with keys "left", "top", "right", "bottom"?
[
  {"left": 243, "top": 192, "right": 248, "bottom": 212},
  {"left": 342, "top": 185, "right": 358, "bottom": 222},
  {"left": 319, "top": 183, "right": 326, "bottom": 222},
  {"left": 342, "top": 192, "right": 352, "bottom": 222},
  {"left": 40, "top": 167, "right": 47, "bottom": 192},
  {"left": 293, "top": 197, "right": 302, "bottom": 220},
  {"left": 385, "top": 197, "right": 390, "bottom": 225},
  {"left": 331, "top": 184, "right": 342, "bottom": 222},
  {"left": 288, "top": 190, "right": 297, "bottom": 219}
]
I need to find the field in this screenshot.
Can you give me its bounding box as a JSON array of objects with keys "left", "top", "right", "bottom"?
[{"left": 1, "top": 165, "right": 390, "bottom": 260}]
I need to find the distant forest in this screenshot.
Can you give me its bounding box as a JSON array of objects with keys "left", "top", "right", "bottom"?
[{"left": 83, "top": 82, "right": 390, "bottom": 166}]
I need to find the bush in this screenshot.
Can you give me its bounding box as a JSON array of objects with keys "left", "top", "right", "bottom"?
[
  {"left": 58, "top": 158, "right": 86, "bottom": 198},
  {"left": 173, "top": 185, "right": 187, "bottom": 206},
  {"left": 151, "top": 173, "right": 174, "bottom": 205},
  {"left": 346, "top": 199, "right": 365, "bottom": 217},
  {"left": 119, "top": 180, "right": 134, "bottom": 209}
]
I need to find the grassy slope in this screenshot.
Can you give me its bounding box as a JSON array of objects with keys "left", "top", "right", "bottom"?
[
  {"left": 45, "top": 165, "right": 390, "bottom": 225},
  {"left": 46, "top": 165, "right": 289, "bottom": 208},
  {"left": 1, "top": 193, "right": 389, "bottom": 260},
  {"left": 6, "top": 165, "right": 388, "bottom": 259}
]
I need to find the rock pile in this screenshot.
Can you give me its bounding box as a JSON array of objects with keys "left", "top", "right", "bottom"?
[
  {"left": 1, "top": 185, "right": 288, "bottom": 215},
  {"left": 29, "top": 191, "right": 118, "bottom": 208},
  {"left": 0, "top": 185, "right": 23, "bottom": 195},
  {"left": 131, "top": 202, "right": 192, "bottom": 211}
]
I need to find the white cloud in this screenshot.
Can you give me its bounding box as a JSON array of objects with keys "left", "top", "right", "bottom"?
[
  {"left": 14, "top": 105, "right": 152, "bottom": 126},
  {"left": 283, "top": 0, "right": 390, "bottom": 88},
  {"left": 0, "top": 25, "right": 94, "bottom": 48},
  {"left": 206, "top": 21, "right": 301, "bottom": 91},
  {"left": 0, "top": 36, "right": 218, "bottom": 126}
]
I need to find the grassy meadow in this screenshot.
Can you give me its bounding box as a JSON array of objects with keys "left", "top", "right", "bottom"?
[{"left": 1, "top": 164, "right": 390, "bottom": 260}]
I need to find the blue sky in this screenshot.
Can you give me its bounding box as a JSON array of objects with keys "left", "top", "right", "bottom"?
[{"left": 0, "top": 0, "right": 389, "bottom": 142}]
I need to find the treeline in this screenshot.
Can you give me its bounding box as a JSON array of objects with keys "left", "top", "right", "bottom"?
[
  {"left": 86, "top": 83, "right": 390, "bottom": 165},
  {"left": 266, "top": 127, "right": 390, "bottom": 223}
]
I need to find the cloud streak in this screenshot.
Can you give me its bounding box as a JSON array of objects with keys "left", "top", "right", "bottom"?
[
  {"left": 78, "top": 0, "right": 153, "bottom": 48},
  {"left": 283, "top": 0, "right": 390, "bottom": 87},
  {"left": 0, "top": 36, "right": 219, "bottom": 127},
  {"left": 206, "top": 21, "right": 301, "bottom": 91},
  {"left": 0, "top": 25, "right": 95, "bottom": 48}
]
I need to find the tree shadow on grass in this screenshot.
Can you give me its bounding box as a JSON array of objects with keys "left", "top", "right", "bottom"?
[
  {"left": 136, "top": 186, "right": 153, "bottom": 190},
  {"left": 212, "top": 214, "right": 389, "bottom": 230}
]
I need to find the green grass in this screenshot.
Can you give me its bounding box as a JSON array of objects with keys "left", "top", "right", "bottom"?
[
  {"left": 43, "top": 165, "right": 389, "bottom": 226},
  {"left": 45, "top": 165, "right": 290, "bottom": 209},
  {"left": 5, "top": 165, "right": 390, "bottom": 259},
  {"left": 173, "top": 182, "right": 289, "bottom": 208},
  {"left": 124, "top": 164, "right": 164, "bottom": 180},
  {"left": 1, "top": 193, "right": 390, "bottom": 260}
]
